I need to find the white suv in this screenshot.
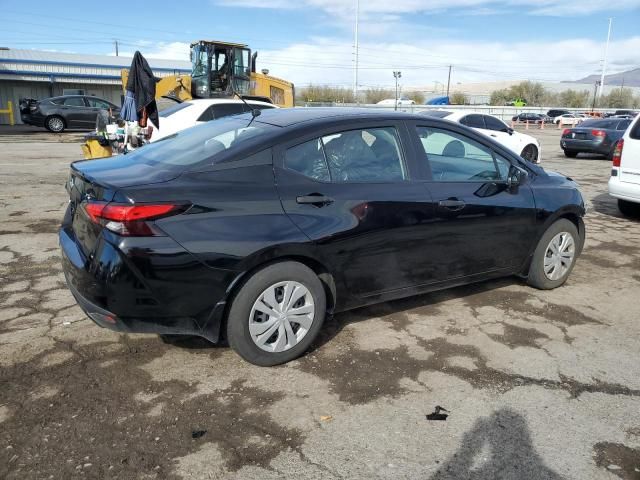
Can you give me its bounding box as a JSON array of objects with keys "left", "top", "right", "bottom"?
[{"left": 608, "top": 114, "right": 640, "bottom": 216}]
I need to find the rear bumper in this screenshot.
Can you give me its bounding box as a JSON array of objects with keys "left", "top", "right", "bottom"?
[
  {"left": 20, "top": 113, "right": 45, "bottom": 127},
  {"left": 609, "top": 174, "right": 640, "bottom": 203},
  {"left": 560, "top": 138, "right": 610, "bottom": 154},
  {"left": 59, "top": 220, "right": 236, "bottom": 342}
]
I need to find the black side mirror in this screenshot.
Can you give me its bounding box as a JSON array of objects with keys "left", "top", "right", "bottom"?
[
  {"left": 503, "top": 127, "right": 514, "bottom": 135},
  {"left": 506, "top": 165, "right": 527, "bottom": 188}
]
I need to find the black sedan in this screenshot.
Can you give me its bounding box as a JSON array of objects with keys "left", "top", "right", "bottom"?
[
  {"left": 561, "top": 118, "right": 632, "bottom": 158},
  {"left": 60, "top": 108, "right": 586, "bottom": 365},
  {"left": 511, "top": 113, "right": 547, "bottom": 124},
  {"left": 20, "top": 95, "right": 120, "bottom": 133}
]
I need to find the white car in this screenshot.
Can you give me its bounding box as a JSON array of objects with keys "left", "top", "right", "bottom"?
[
  {"left": 377, "top": 98, "right": 416, "bottom": 107},
  {"left": 608, "top": 113, "right": 640, "bottom": 216},
  {"left": 419, "top": 110, "right": 541, "bottom": 163},
  {"left": 554, "top": 113, "right": 582, "bottom": 126},
  {"left": 150, "top": 98, "right": 276, "bottom": 142}
]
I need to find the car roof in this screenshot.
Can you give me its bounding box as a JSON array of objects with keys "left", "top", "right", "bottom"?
[{"left": 246, "top": 107, "right": 419, "bottom": 128}]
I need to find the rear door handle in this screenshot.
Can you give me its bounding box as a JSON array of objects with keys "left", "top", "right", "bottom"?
[
  {"left": 438, "top": 199, "right": 466, "bottom": 211},
  {"left": 296, "top": 194, "right": 334, "bottom": 206}
]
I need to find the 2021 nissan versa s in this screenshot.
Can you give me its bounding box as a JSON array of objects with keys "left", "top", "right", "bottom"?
[{"left": 60, "top": 108, "right": 585, "bottom": 366}]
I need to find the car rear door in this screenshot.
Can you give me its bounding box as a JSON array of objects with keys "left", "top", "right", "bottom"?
[
  {"left": 407, "top": 119, "right": 537, "bottom": 279},
  {"left": 61, "top": 97, "right": 90, "bottom": 127},
  {"left": 274, "top": 120, "right": 438, "bottom": 298},
  {"left": 620, "top": 118, "right": 640, "bottom": 185}
]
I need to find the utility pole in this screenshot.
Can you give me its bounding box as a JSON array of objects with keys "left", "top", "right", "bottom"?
[
  {"left": 592, "top": 80, "right": 601, "bottom": 112},
  {"left": 353, "top": 0, "right": 359, "bottom": 103},
  {"left": 446, "top": 65, "right": 452, "bottom": 98},
  {"left": 393, "top": 71, "right": 402, "bottom": 111},
  {"left": 599, "top": 18, "right": 612, "bottom": 98},
  {"left": 114, "top": 40, "right": 119, "bottom": 57}
]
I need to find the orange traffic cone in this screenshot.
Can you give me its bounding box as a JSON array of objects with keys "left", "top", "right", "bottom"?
[{"left": 525, "top": 121, "right": 529, "bottom": 130}]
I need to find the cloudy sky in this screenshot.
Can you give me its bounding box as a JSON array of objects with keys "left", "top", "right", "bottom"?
[{"left": 2, "top": 1, "right": 639, "bottom": 89}]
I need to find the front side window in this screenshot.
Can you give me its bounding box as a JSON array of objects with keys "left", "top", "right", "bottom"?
[
  {"left": 416, "top": 126, "right": 510, "bottom": 182},
  {"left": 484, "top": 115, "right": 507, "bottom": 131},
  {"left": 284, "top": 127, "right": 406, "bottom": 183},
  {"left": 460, "top": 114, "right": 485, "bottom": 129}
]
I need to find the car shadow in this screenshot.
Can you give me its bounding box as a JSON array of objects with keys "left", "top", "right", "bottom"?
[
  {"left": 429, "top": 408, "right": 563, "bottom": 479},
  {"left": 591, "top": 192, "right": 640, "bottom": 220}
]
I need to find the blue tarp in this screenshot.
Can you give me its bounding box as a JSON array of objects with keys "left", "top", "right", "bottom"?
[{"left": 426, "top": 96, "right": 450, "bottom": 105}]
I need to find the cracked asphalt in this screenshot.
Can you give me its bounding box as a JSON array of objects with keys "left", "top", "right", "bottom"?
[{"left": 1, "top": 126, "right": 639, "bottom": 479}]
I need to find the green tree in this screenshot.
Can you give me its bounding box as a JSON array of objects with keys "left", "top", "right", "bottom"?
[
  {"left": 557, "top": 89, "right": 590, "bottom": 108},
  {"left": 490, "top": 88, "right": 511, "bottom": 106},
  {"left": 600, "top": 87, "right": 639, "bottom": 109},
  {"left": 298, "top": 84, "right": 355, "bottom": 104},
  {"left": 364, "top": 87, "right": 393, "bottom": 104},
  {"left": 450, "top": 91, "right": 468, "bottom": 105},
  {"left": 405, "top": 91, "right": 425, "bottom": 105}
]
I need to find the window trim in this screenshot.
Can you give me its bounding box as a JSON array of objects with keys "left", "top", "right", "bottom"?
[
  {"left": 276, "top": 121, "right": 412, "bottom": 184},
  {"left": 412, "top": 123, "right": 514, "bottom": 184}
]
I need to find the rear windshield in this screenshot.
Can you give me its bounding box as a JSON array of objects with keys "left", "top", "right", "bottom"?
[
  {"left": 579, "top": 119, "right": 618, "bottom": 129},
  {"left": 159, "top": 102, "right": 192, "bottom": 117},
  {"left": 126, "top": 117, "right": 278, "bottom": 168},
  {"left": 419, "top": 110, "right": 452, "bottom": 118}
]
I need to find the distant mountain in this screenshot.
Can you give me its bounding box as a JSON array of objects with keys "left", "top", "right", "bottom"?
[{"left": 565, "top": 68, "right": 640, "bottom": 87}]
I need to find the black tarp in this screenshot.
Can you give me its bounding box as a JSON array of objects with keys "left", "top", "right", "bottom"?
[{"left": 126, "top": 51, "right": 159, "bottom": 129}]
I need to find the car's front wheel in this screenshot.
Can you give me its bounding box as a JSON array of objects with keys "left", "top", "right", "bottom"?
[
  {"left": 45, "top": 115, "right": 65, "bottom": 133},
  {"left": 527, "top": 219, "right": 580, "bottom": 290},
  {"left": 226, "top": 261, "right": 326, "bottom": 366},
  {"left": 521, "top": 144, "right": 538, "bottom": 163}
]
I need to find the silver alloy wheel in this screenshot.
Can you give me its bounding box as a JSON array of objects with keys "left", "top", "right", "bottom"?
[
  {"left": 543, "top": 231, "right": 575, "bottom": 281},
  {"left": 48, "top": 117, "right": 64, "bottom": 132},
  {"left": 248, "top": 280, "right": 315, "bottom": 353}
]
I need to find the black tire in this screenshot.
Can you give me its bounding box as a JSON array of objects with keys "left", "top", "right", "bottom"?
[
  {"left": 563, "top": 149, "right": 578, "bottom": 158},
  {"left": 521, "top": 144, "right": 539, "bottom": 163},
  {"left": 45, "top": 115, "right": 65, "bottom": 133},
  {"left": 226, "top": 261, "right": 326, "bottom": 366},
  {"left": 618, "top": 199, "right": 640, "bottom": 217},
  {"left": 527, "top": 219, "right": 580, "bottom": 290}
]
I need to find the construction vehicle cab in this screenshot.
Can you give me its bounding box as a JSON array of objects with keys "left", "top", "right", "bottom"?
[{"left": 190, "top": 41, "right": 252, "bottom": 99}]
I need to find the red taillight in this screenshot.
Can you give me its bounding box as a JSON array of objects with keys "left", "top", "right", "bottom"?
[
  {"left": 562, "top": 129, "right": 571, "bottom": 136},
  {"left": 591, "top": 129, "right": 606, "bottom": 137},
  {"left": 83, "top": 202, "right": 186, "bottom": 236},
  {"left": 612, "top": 139, "right": 624, "bottom": 167}
]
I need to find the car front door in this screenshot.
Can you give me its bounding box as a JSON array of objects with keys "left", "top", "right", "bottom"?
[
  {"left": 482, "top": 114, "right": 519, "bottom": 152},
  {"left": 60, "top": 97, "right": 90, "bottom": 128},
  {"left": 408, "top": 120, "right": 537, "bottom": 280},
  {"left": 274, "top": 121, "right": 437, "bottom": 299}
]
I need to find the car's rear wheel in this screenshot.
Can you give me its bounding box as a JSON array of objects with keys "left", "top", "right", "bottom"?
[
  {"left": 45, "top": 115, "right": 65, "bottom": 133},
  {"left": 618, "top": 199, "right": 640, "bottom": 217},
  {"left": 527, "top": 219, "right": 579, "bottom": 290},
  {"left": 563, "top": 149, "right": 578, "bottom": 158},
  {"left": 226, "top": 261, "right": 326, "bottom": 366},
  {"left": 521, "top": 144, "right": 538, "bottom": 163}
]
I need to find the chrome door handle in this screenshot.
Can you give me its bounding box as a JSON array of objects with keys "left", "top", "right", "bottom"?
[{"left": 438, "top": 199, "right": 466, "bottom": 211}]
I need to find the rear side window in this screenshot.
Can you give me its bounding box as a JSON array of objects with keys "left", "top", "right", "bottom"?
[
  {"left": 416, "top": 126, "right": 510, "bottom": 182},
  {"left": 64, "top": 97, "right": 86, "bottom": 107},
  {"left": 49, "top": 98, "right": 65, "bottom": 105},
  {"left": 159, "top": 102, "right": 192, "bottom": 118},
  {"left": 284, "top": 127, "right": 406, "bottom": 183},
  {"left": 460, "top": 114, "right": 485, "bottom": 129},
  {"left": 87, "top": 98, "right": 112, "bottom": 109}
]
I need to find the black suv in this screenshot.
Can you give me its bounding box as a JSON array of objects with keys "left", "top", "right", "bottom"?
[
  {"left": 20, "top": 95, "right": 120, "bottom": 132},
  {"left": 547, "top": 109, "right": 571, "bottom": 118}
]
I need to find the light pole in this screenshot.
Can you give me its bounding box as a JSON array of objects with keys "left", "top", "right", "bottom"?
[{"left": 393, "top": 71, "right": 401, "bottom": 111}]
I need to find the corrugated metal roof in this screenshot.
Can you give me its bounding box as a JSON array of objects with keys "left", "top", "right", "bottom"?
[{"left": 0, "top": 48, "right": 191, "bottom": 70}]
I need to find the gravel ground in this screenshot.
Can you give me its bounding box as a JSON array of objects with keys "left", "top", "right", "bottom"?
[{"left": 0, "top": 127, "right": 639, "bottom": 480}]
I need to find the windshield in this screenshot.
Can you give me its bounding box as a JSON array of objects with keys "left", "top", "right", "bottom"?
[
  {"left": 126, "top": 117, "right": 278, "bottom": 169},
  {"left": 578, "top": 119, "right": 617, "bottom": 129},
  {"left": 159, "top": 102, "right": 192, "bottom": 117}
]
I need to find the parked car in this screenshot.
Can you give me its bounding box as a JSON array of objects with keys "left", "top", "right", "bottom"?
[
  {"left": 377, "top": 98, "right": 416, "bottom": 107},
  {"left": 547, "top": 109, "right": 571, "bottom": 118},
  {"left": 60, "top": 108, "right": 585, "bottom": 366},
  {"left": 150, "top": 98, "right": 276, "bottom": 142},
  {"left": 512, "top": 113, "right": 545, "bottom": 124},
  {"left": 553, "top": 113, "right": 582, "bottom": 126},
  {"left": 613, "top": 109, "right": 638, "bottom": 117},
  {"left": 423, "top": 110, "right": 541, "bottom": 162},
  {"left": 19, "top": 95, "right": 120, "bottom": 133},
  {"left": 561, "top": 118, "right": 632, "bottom": 159},
  {"left": 609, "top": 113, "right": 640, "bottom": 216}
]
